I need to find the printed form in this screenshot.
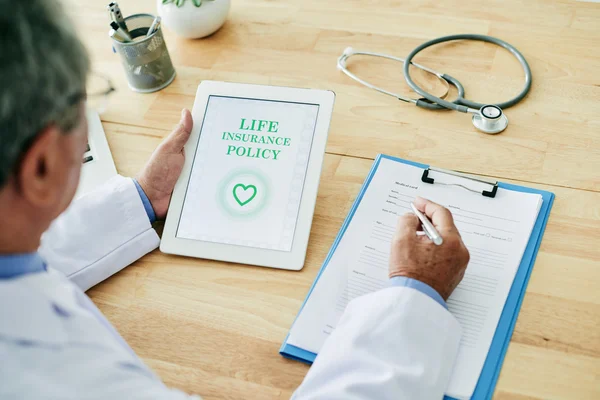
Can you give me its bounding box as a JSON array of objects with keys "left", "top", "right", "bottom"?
[{"left": 287, "top": 158, "right": 542, "bottom": 400}]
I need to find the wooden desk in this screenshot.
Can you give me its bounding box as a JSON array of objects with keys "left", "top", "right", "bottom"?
[{"left": 68, "top": 0, "right": 600, "bottom": 398}]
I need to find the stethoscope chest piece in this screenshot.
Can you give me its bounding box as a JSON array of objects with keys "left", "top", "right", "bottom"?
[{"left": 472, "top": 105, "right": 508, "bottom": 135}]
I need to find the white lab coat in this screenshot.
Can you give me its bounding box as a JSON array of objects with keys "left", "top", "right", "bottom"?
[{"left": 0, "top": 175, "right": 462, "bottom": 400}]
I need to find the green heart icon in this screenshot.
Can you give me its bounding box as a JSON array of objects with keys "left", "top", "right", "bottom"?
[{"left": 233, "top": 184, "right": 257, "bottom": 206}]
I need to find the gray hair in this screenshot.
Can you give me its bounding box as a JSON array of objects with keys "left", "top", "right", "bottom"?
[{"left": 0, "top": 0, "right": 90, "bottom": 187}]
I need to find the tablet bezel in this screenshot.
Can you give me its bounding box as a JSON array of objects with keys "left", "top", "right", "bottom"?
[{"left": 160, "top": 81, "right": 335, "bottom": 270}]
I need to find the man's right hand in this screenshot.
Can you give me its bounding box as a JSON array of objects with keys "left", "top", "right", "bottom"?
[{"left": 389, "top": 197, "right": 470, "bottom": 301}]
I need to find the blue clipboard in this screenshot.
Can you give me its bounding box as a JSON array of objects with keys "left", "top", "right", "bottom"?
[{"left": 280, "top": 154, "right": 555, "bottom": 400}]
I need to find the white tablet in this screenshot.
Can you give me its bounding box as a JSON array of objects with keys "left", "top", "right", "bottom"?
[{"left": 160, "top": 81, "right": 335, "bottom": 270}]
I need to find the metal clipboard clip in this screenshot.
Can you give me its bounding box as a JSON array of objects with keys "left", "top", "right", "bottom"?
[{"left": 421, "top": 167, "right": 499, "bottom": 198}]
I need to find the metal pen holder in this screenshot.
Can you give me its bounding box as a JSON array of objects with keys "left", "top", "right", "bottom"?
[{"left": 111, "top": 13, "right": 176, "bottom": 93}]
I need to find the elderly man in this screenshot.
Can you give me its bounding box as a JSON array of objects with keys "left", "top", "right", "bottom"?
[{"left": 0, "top": 1, "right": 470, "bottom": 399}]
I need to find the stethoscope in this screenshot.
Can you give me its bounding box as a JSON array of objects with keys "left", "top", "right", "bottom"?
[{"left": 337, "top": 34, "right": 532, "bottom": 134}]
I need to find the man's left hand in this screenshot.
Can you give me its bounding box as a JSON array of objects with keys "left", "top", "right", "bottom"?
[{"left": 137, "top": 109, "right": 193, "bottom": 220}]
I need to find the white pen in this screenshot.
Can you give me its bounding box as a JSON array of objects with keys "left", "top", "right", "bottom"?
[
  {"left": 109, "top": 28, "right": 128, "bottom": 42},
  {"left": 410, "top": 202, "right": 443, "bottom": 246},
  {"left": 109, "top": 27, "right": 131, "bottom": 43}
]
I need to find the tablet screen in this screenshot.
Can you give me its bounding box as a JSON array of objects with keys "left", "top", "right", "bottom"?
[{"left": 176, "top": 95, "right": 319, "bottom": 252}]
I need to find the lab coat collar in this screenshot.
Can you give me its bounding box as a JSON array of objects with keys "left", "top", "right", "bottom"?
[{"left": 0, "top": 269, "right": 80, "bottom": 345}]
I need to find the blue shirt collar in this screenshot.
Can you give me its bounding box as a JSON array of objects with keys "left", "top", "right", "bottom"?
[{"left": 0, "top": 252, "right": 46, "bottom": 279}]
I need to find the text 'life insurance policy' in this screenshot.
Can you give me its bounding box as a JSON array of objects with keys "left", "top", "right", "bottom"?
[{"left": 287, "top": 158, "right": 542, "bottom": 400}]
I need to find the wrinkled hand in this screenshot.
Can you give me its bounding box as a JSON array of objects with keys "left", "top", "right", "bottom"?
[
  {"left": 389, "top": 197, "right": 470, "bottom": 301},
  {"left": 137, "top": 109, "right": 193, "bottom": 220}
]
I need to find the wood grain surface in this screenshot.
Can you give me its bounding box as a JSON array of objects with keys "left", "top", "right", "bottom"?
[{"left": 65, "top": 0, "right": 600, "bottom": 398}]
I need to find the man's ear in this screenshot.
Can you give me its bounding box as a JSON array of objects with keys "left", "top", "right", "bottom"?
[{"left": 18, "top": 125, "right": 62, "bottom": 207}]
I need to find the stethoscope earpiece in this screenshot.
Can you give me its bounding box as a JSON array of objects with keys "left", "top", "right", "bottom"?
[
  {"left": 471, "top": 105, "right": 508, "bottom": 135},
  {"left": 343, "top": 47, "right": 355, "bottom": 57},
  {"left": 337, "top": 47, "right": 354, "bottom": 70}
]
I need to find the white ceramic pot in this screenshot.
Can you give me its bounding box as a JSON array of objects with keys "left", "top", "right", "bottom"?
[{"left": 157, "top": 0, "right": 231, "bottom": 39}]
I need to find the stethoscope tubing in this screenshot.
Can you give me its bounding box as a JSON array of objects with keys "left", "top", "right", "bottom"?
[
  {"left": 337, "top": 50, "right": 454, "bottom": 103},
  {"left": 403, "top": 34, "right": 532, "bottom": 113}
]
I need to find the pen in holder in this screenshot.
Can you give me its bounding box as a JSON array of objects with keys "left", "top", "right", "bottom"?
[{"left": 110, "top": 13, "right": 176, "bottom": 93}]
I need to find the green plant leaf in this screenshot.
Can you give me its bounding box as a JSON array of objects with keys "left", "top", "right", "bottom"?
[
  {"left": 175, "top": 0, "right": 185, "bottom": 6},
  {"left": 162, "top": 0, "right": 171, "bottom": 4},
  {"left": 192, "top": 0, "right": 202, "bottom": 6}
]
